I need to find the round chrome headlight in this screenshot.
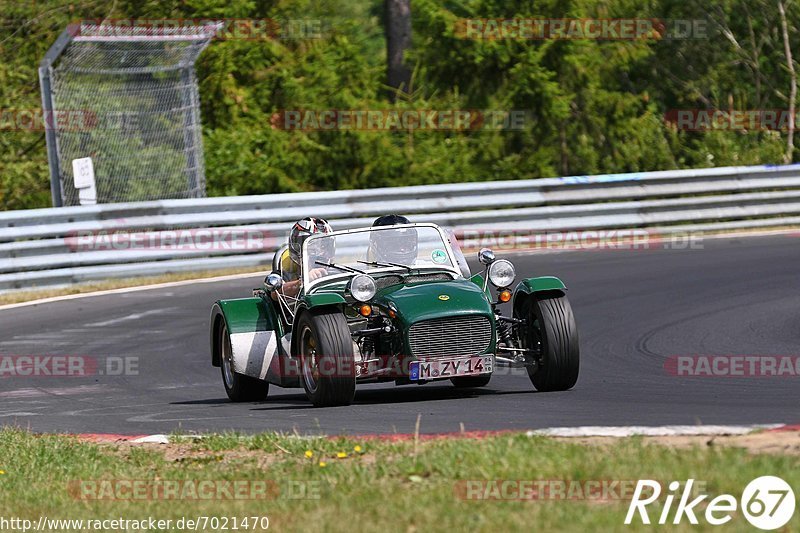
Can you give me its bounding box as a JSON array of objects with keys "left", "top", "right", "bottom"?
[
  {"left": 488, "top": 259, "right": 515, "bottom": 288},
  {"left": 350, "top": 274, "right": 377, "bottom": 302}
]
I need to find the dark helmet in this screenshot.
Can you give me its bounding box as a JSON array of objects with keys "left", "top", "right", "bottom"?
[
  {"left": 289, "top": 217, "right": 333, "bottom": 265},
  {"left": 370, "top": 214, "right": 417, "bottom": 265},
  {"left": 372, "top": 214, "right": 410, "bottom": 227}
]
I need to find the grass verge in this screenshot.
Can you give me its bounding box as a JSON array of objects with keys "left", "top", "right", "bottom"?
[{"left": 0, "top": 429, "right": 797, "bottom": 532}]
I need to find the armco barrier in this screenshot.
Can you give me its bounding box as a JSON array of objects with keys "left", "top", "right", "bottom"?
[{"left": 1, "top": 163, "right": 800, "bottom": 292}]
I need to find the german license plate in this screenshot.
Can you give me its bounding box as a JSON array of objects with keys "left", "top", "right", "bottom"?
[{"left": 409, "top": 356, "right": 493, "bottom": 381}]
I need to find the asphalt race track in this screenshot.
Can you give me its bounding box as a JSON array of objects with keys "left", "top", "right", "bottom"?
[{"left": 1, "top": 234, "right": 798, "bottom": 436}]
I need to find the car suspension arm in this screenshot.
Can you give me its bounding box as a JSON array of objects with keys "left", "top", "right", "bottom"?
[
  {"left": 495, "top": 355, "right": 536, "bottom": 367},
  {"left": 353, "top": 325, "right": 393, "bottom": 336}
]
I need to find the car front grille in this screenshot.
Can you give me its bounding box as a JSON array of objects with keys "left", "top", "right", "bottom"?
[
  {"left": 375, "top": 275, "right": 404, "bottom": 291},
  {"left": 406, "top": 273, "right": 453, "bottom": 284},
  {"left": 408, "top": 315, "right": 492, "bottom": 359},
  {"left": 375, "top": 273, "right": 454, "bottom": 291}
]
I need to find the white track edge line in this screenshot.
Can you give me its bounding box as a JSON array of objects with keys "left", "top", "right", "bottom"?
[
  {"left": 122, "top": 424, "right": 790, "bottom": 444},
  {"left": 526, "top": 424, "right": 785, "bottom": 438},
  {"left": 130, "top": 434, "right": 171, "bottom": 444},
  {"left": 0, "top": 271, "right": 264, "bottom": 311}
]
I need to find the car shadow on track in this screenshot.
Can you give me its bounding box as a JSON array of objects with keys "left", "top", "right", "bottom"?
[
  {"left": 170, "top": 387, "right": 538, "bottom": 411},
  {"left": 246, "top": 386, "right": 537, "bottom": 410},
  {"left": 171, "top": 398, "right": 232, "bottom": 405}
]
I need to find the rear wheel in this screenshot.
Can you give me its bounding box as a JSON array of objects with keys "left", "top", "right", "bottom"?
[
  {"left": 296, "top": 309, "right": 356, "bottom": 407},
  {"left": 518, "top": 294, "right": 579, "bottom": 391},
  {"left": 451, "top": 374, "right": 492, "bottom": 388},
  {"left": 220, "top": 322, "right": 269, "bottom": 402}
]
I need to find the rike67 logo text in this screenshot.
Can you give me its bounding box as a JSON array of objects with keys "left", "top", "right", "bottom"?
[{"left": 625, "top": 477, "right": 796, "bottom": 530}]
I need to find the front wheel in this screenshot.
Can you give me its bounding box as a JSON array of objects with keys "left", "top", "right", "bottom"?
[
  {"left": 518, "top": 293, "right": 579, "bottom": 391},
  {"left": 295, "top": 309, "right": 356, "bottom": 407},
  {"left": 220, "top": 322, "right": 269, "bottom": 402}
]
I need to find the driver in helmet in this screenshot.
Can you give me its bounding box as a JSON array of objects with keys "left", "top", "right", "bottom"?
[
  {"left": 370, "top": 214, "right": 470, "bottom": 277},
  {"left": 273, "top": 217, "right": 333, "bottom": 299},
  {"left": 369, "top": 214, "right": 418, "bottom": 265}
]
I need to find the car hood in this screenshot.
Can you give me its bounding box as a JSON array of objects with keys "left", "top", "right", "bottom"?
[{"left": 374, "top": 279, "right": 493, "bottom": 325}]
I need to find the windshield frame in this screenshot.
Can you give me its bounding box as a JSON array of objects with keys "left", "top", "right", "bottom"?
[{"left": 302, "top": 223, "right": 462, "bottom": 293}]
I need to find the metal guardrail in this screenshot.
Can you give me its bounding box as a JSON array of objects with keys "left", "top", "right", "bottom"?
[{"left": 2, "top": 163, "right": 800, "bottom": 292}]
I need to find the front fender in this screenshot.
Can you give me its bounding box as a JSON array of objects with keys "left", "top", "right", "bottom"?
[
  {"left": 512, "top": 276, "right": 567, "bottom": 311},
  {"left": 209, "top": 298, "right": 282, "bottom": 381},
  {"left": 304, "top": 292, "right": 347, "bottom": 308}
]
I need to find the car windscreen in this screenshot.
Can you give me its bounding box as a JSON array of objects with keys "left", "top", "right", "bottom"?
[{"left": 303, "top": 225, "right": 457, "bottom": 285}]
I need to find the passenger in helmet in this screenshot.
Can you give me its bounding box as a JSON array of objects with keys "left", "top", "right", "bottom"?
[{"left": 273, "top": 217, "right": 333, "bottom": 299}]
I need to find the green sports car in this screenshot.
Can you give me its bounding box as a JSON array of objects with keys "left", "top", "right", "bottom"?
[{"left": 210, "top": 223, "right": 579, "bottom": 407}]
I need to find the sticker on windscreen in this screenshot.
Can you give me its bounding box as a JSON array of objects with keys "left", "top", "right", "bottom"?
[{"left": 431, "top": 249, "right": 448, "bottom": 263}]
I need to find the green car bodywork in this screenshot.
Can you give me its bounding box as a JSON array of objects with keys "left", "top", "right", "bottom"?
[
  {"left": 210, "top": 221, "right": 582, "bottom": 409},
  {"left": 211, "top": 270, "right": 566, "bottom": 385},
  {"left": 373, "top": 279, "right": 498, "bottom": 357}
]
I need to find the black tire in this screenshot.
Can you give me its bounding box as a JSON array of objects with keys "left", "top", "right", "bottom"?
[
  {"left": 295, "top": 309, "right": 356, "bottom": 407},
  {"left": 219, "top": 322, "right": 269, "bottom": 402},
  {"left": 451, "top": 374, "right": 492, "bottom": 388},
  {"left": 518, "top": 294, "right": 579, "bottom": 391}
]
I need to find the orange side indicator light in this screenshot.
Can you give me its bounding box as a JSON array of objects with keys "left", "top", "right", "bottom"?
[
  {"left": 498, "top": 290, "right": 512, "bottom": 303},
  {"left": 359, "top": 304, "right": 373, "bottom": 317}
]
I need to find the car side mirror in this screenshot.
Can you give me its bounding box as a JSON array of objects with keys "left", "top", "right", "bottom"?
[
  {"left": 478, "top": 248, "right": 496, "bottom": 265},
  {"left": 264, "top": 272, "right": 284, "bottom": 292}
]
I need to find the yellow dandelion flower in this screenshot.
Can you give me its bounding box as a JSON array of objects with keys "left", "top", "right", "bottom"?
[
  {"left": 336, "top": 452, "right": 347, "bottom": 459},
  {"left": 354, "top": 445, "right": 362, "bottom": 453},
  {"left": 0, "top": 470, "right": 5, "bottom": 475},
  {"left": 304, "top": 450, "right": 313, "bottom": 459},
  {"left": 318, "top": 461, "right": 327, "bottom": 468}
]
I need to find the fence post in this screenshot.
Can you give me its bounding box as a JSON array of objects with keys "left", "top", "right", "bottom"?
[{"left": 39, "top": 28, "right": 74, "bottom": 208}]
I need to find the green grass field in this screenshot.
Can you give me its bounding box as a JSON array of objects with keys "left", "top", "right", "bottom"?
[{"left": 0, "top": 429, "right": 797, "bottom": 532}]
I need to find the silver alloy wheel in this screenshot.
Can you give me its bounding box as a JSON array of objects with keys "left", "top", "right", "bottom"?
[
  {"left": 300, "top": 325, "right": 319, "bottom": 393},
  {"left": 221, "top": 323, "right": 235, "bottom": 389}
]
